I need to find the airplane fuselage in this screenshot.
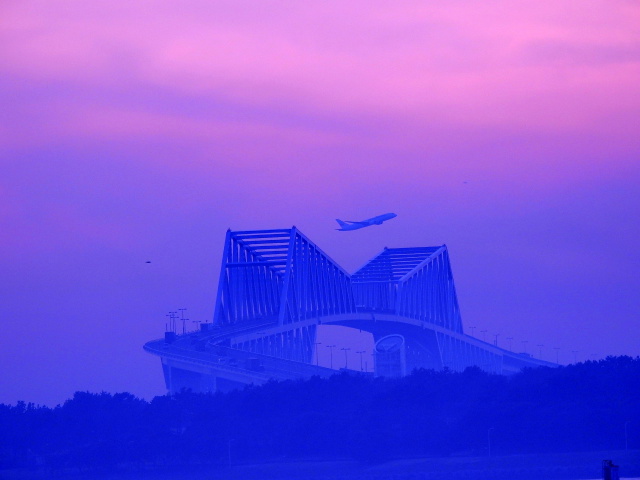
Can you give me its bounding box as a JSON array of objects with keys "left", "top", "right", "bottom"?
[{"left": 336, "top": 213, "right": 397, "bottom": 231}]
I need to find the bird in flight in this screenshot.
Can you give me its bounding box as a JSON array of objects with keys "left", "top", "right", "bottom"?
[{"left": 335, "top": 213, "right": 397, "bottom": 231}]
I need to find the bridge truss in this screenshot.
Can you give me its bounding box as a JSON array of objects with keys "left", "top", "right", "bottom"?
[
  {"left": 145, "top": 227, "right": 555, "bottom": 393},
  {"left": 213, "top": 228, "right": 356, "bottom": 363}
]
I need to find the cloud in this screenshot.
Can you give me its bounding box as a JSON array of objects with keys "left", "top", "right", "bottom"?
[{"left": 2, "top": 0, "right": 639, "bottom": 134}]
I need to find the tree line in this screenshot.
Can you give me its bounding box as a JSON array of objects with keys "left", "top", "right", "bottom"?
[{"left": 1, "top": 356, "right": 638, "bottom": 471}]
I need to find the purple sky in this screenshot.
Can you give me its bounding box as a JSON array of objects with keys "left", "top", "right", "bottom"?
[{"left": 1, "top": 1, "right": 639, "bottom": 406}]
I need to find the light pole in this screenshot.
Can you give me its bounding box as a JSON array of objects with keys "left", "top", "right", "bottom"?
[
  {"left": 469, "top": 326, "right": 476, "bottom": 337},
  {"left": 314, "top": 342, "right": 322, "bottom": 366},
  {"left": 341, "top": 347, "right": 351, "bottom": 369},
  {"left": 493, "top": 333, "right": 499, "bottom": 347},
  {"left": 178, "top": 308, "right": 187, "bottom": 334},
  {"left": 480, "top": 330, "right": 487, "bottom": 342},
  {"left": 356, "top": 350, "right": 365, "bottom": 371},
  {"left": 521, "top": 340, "right": 528, "bottom": 354},
  {"left": 506, "top": 337, "right": 513, "bottom": 351},
  {"left": 553, "top": 347, "right": 560, "bottom": 364},
  {"left": 170, "top": 311, "right": 178, "bottom": 332},
  {"left": 537, "top": 344, "right": 544, "bottom": 359},
  {"left": 326, "top": 345, "right": 336, "bottom": 369}
]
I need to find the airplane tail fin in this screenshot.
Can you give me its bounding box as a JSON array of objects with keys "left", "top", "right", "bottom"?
[{"left": 336, "top": 219, "right": 349, "bottom": 228}]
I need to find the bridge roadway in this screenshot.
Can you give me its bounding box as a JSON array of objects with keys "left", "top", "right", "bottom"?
[
  {"left": 144, "top": 318, "right": 339, "bottom": 393},
  {"left": 144, "top": 313, "right": 555, "bottom": 394}
]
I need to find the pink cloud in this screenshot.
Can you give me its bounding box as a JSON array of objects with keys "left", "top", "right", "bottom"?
[
  {"left": 2, "top": 0, "right": 638, "bottom": 133},
  {"left": 1, "top": 0, "right": 638, "bottom": 206}
]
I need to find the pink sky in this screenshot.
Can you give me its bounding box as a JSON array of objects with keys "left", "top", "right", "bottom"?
[{"left": 1, "top": 0, "right": 639, "bottom": 406}]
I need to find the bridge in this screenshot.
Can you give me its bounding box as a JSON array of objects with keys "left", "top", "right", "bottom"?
[{"left": 144, "top": 227, "right": 554, "bottom": 394}]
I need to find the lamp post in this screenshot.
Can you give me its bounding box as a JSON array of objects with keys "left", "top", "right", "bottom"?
[
  {"left": 506, "top": 336, "right": 513, "bottom": 351},
  {"left": 493, "top": 333, "right": 499, "bottom": 347},
  {"left": 326, "top": 345, "right": 336, "bottom": 369},
  {"left": 178, "top": 308, "right": 187, "bottom": 334},
  {"left": 469, "top": 326, "right": 476, "bottom": 337},
  {"left": 356, "top": 350, "right": 365, "bottom": 371},
  {"left": 341, "top": 347, "right": 351, "bottom": 369},
  {"left": 480, "top": 330, "right": 487, "bottom": 342},
  {"left": 170, "top": 311, "right": 178, "bottom": 332},
  {"left": 553, "top": 347, "right": 560, "bottom": 364}
]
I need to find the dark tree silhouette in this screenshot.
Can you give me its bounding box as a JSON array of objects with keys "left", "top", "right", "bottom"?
[{"left": 1, "top": 356, "right": 638, "bottom": 471}]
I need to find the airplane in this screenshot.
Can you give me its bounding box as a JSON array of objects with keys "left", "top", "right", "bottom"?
[{"left": 336, "top": 213, "right": 397, "bottom": 231}]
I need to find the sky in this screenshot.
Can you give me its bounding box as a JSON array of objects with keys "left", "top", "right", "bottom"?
[{"left": 1, "top": 0, "right": 639, "bottom": 407}]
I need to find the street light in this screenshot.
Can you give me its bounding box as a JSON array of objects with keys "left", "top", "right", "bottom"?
[
  {"left": 537, "top": 344, "right": 544, "bottom": 359},
  {"left": 170, "top": 311, "right": 178, "bottom": 333},
  {"left": 469, "top": 326, "right": 476, "bottom": 337},
  {"left": 506, "top": 336, "right": 513, "bottom": 351},
  {"left": 178, "top": 308, "right": 187, "bottom": 334},
  {"left": 553, "top": 347, "right": 560, "bottom": 364},
  {"left": 521, "top": 340, "right": 528, "bottom": 354},
  {"left": 480, "top": 330, "right": 488, "bottom": 342},
  {"left": 341, "top": 347, "right": 351, "bottom": 369},
  {"left": 493, "top": 333, "right": 499, "bottom": 347},
  {"left": 356, "top": 350, "right": 365, "bottom": 371},
  {"left": 326, "top": 345, "right": 336, "bottom": 369}
]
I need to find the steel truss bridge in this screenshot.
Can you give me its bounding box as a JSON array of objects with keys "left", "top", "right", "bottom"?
[{"left": 145, "top": 228, "right": 554, "bottom": 394}]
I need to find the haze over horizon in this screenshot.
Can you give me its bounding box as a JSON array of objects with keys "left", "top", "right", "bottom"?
[{"left": 1, "top": 0, "right": 639, "bottom": 407}]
